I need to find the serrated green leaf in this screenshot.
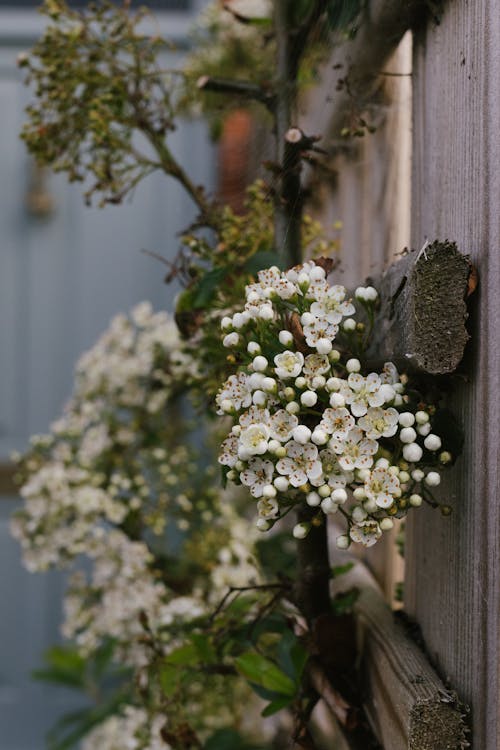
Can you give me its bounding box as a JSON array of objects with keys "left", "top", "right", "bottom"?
[{"left": 235, "top": 651, "right": 296, "bottom": 696}]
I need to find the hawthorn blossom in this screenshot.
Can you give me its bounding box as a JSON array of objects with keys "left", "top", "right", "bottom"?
[
  {"left": 274, "top": 351, "right": 304, "bottom": 379},
  {"left": 340, "top": 373, "right": 385, "bottom": 417},
  {"left": 310, "top": 285, "right": 355, "bottom": 325},
  {"left": 276, "top": 441, "right": 322, "bottom": 487},
  {"left": 239, "top": 424, "right": 270, "bottom": 456},
  {"left": 269, "top": 410, "right": 299, "bottom": 442},
  {"left": 349, "top": 520, "right": 382, "bottom": 547},
  {"left": 320, "top": 407, "right": 355, "bottom": 440},
  {"left": 303, "top": 318, "right": 339, "bottom": 348},
  {"left": 240, "top": 458, "right": 274, "bottom": 498},
  {"left": 330, "top": 428, "right": 378, "bottom": 471},
  {"left": 218, "top": 434, "right": 239, "bottom": 467},
  {"left": 364, "top": 466, "right": 401, "bottom": 508},
  {"left": 217, "top": 372, "right": 252, "bottom": 413},
  {"left": 358, "top": 407, "right": 399, "bottom": 439}
]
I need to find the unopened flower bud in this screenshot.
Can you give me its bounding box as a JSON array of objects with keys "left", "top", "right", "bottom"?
[
  {"left": 279, "top": 330, "right": 294, "bottom": 346},
  {"left": 252, "top": 355, "right": 268, "bottom": 372},
  {"left": 247, "top": 341, "right": 261, "bottom": 355},
  {"left": 380, "top": 517, "right": 394, "bottom": 531},
  {"left": 425, "top": 471, "right": 441, "bottom": 487},
  {"left": 402, "top": 443, "right": 423, "bottom": 462},
  {"left": 316, "top": 338, "right": 332, "bottom": 354},
  {"left": 293, "top": 522, "right": 309, "bottom": 539},
  {"left": 399, "top": 412, "right": 415, "bottom": 427},
  {"left": 424, "top": 434, "right": 442, "bottom": 451},
  {"left": 336, "top": 534, "right": 350, "bottom": 549},
  {"left": 306, "top": 491, "right": 321, "bottom": 507},
  {"left": 292, "top": 425, "right": 312, "bottom": 444},
  {"left": 301, "top": 390, "right": 318, "bottom": 407}
]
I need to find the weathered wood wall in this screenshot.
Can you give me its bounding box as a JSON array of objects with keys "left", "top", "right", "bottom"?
[
  {"left": 404, "top": 3, "right": 500, "bottom": 748},
  {"left": 302, "top": 2, "right": 500, "bottom": 746}
]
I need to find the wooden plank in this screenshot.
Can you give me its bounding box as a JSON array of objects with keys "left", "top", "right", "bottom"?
[
  {"left": 367, "top": 240, "right": 472, "bottom": 374},
  {"left": 328, "top": 559, "right": 469, "bottom": 749},
  {"left": 404, "top": 2, "right": 500, "bottom": 748}
]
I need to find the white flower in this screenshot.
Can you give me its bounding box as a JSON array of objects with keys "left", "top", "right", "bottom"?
[
  {"left": 274, "top": 351, "right": 304, "bottom": 379},
  {"left": 330, "top": 428, "right": 377, "bottom": 471},
  {"left": 380, "top": 361, "right": 399, "bottom": 384},
  {"left": 358, "top": 407, "right": 399, "bottom": 439},
  {"left": 269, "top": 410, "right": 298, "bottom": 442},
  {"left": 349, "top": 520, "right": 382, "bottom": 547},
  {"left": 303, "top": 353, "right": 331, "bottom": 378},
  {"left": 239, "top": 406, "right": 270, "bottom": 427},
  {"left": 240, "top": 458, "right": 275, "bottom": 498},
  {"left": 257, "top": 496, "right": 280, "bottom": 518},
  {"left": 303, "top": 318, "right": 339, "bottom": 348},
  {"left": 239, "top": 424, "right": 270, "bottom": 456},
  {"left": 340, "top": 372, "right": 384, "bottom": 417},
  {"left": 319, "top": 449, "right": 352, "bottom": 489},
  {"left": 310, "top": 285, "right": 355, "bottom": 325},
  {"left": 319, "top": 407, "right": 355, "bottom": 440},
  {"left": 217, "top": 372, "right": 252, "bottom": 413},
  {"left": 219, "top": 434, "right": 239, "bottom": 467},
  {"left": 364, "top": 467, "right": 400, "bottom": 508},
  {"left": 276, "top": 441, "right": 322, "bottom": 487}
]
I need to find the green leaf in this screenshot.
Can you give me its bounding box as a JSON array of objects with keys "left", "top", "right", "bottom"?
[
  {"left": 192, "top": 267, "right": 227, "bottom": 308},
  {"left": 331, "top": 561, "right": 355, "bottom": 578},
  {"left": 261, "top": 695, "right": 294, "bottom": 717},
  {"left": 277, "top": 630, "right": 308, "bottom": 684},
  {"left": 332, "top": 587, "right": 359, "bottom": 615},
  {"left": 191, "top": 633, "right": 216, "bottom": 663},
  {"left": 32, "top": 646, "right": 86, "bottom": 690},
  {"left": 243, "top": 251, "right": 285, "bottom": 276},
  {"left": 234, "top": 651, "right": 296, "bottom": 697}
]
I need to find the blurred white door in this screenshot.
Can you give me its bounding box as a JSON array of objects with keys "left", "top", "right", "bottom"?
[{"left": 0, "top": 5, "right": 214, "bottom": 748}]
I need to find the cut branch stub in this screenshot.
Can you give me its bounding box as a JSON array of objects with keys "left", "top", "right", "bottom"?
[{"left": 367, "top": 240, "right": 473, "bottom": 374}]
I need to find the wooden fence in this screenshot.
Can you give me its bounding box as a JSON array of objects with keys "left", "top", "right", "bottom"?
[{"left": 301, "top": 1, "right": 500, "bottom": 747}]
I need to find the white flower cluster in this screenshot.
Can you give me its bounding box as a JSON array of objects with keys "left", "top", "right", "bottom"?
[
  {"left": 11, "top": 302, "right": 260, "bottom": 681},
  {"left": 217, "top": 261, "right": 450, "bottom": 547},
  {"left": 81, "top": 705, "right": 171, "bottom": 750}
]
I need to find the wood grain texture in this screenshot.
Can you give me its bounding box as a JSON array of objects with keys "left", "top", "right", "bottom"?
[
  {"left": 367, "top": 240, "right": 472, "bottom": 374},
  {"left": 330, "top": 559, "right": 469, "bottom": 749},
  {"left": 405, "top": 3, "right": 500, "bottom": 748}
]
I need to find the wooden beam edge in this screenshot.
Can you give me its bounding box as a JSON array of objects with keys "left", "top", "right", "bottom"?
[
  {"left": 367, "top": 240, "right": 473, "bottom": 374},
  {"left": 329, "top": 558, "right": 470, "bottom": 749}
]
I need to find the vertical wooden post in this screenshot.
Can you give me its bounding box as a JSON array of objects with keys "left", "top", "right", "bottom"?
[{"left": 404, "top": 4, "right": 500, "bottom": 748}]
